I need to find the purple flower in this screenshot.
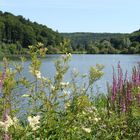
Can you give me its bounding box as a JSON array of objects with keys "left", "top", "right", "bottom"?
[
  {"left": 117, "top": 62, "right": 123, "bottom": 91},
  {"left": 112, "top": 66, "right": 117, "bottom": 101},
  {"left": 122, "top": 101, "right": 126, "bottom": 112}
]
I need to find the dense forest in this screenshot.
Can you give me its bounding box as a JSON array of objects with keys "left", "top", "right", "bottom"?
[
  {"left": 0, "top": 11, "right": 67, "bottom": 55},
  {"left": 61, "top": 32, "right": 140, "bottom": 54},
  {"left": 0, "top": 11, "right": 140, "bottom": 55}
]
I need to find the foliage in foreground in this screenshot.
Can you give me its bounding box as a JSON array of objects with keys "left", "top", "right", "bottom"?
[{"left": 0, "top": 44, "right": 140, "bottom": 139}]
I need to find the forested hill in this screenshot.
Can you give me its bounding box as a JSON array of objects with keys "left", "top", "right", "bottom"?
[
  {"left": 61, "top": 32, "right": 127, "bottom": 48},
  {"left": 130, "top": 29, "right": 140, "bottom": 43},
  {"left": 61, "top": 32, "right": 127, "bottom": 42},
  {"left": 0, "top": 11, "right": 64, "bottom": 54},
  {"left": 61, "top": 31, "right": 140, "bottom": 54},
  {"left": 0, "top": 11, "right": 140, "bottom": 55}
]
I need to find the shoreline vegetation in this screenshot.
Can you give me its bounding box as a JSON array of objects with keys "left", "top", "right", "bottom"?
[
  {"left": 1, "top": 52, "right": 140, "bottom": 59},
  {"left": 0, "top": 44, "right": 140, "bottom": 139},
  {"left": 1, "top": 53, "right": 140, "bottom": 61}
]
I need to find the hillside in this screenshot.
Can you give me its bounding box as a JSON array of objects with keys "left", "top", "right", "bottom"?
[
  {"left": 61, "top": 32, "right": 140, "bottom": 54},
  {"left": 0, "top": 11, "right": 64, "bottom": 54},
  {"left": 130, "top": 29, "right": 140, "bottom": 42},
  {"left": 61, "top": 32, "right": 127, "bottom": 49},
  {"left": 0, "top": 11, "right": 140, "bottom": 54},
  {"left": 61, "top": 32, "right": 127, "bottom": 44}
]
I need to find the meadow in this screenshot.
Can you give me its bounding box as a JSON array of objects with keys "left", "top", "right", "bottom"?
[{"left": 0, "top": 43, "right": 140, "bottom": 140}]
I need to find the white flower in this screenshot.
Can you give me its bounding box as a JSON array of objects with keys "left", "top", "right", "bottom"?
[
  {"left": 28, "top": 45, "right": 33, "bottom": 49},
  {"left": 66, "top": 53, "right": 72, "bottom": 57},
  {"left": 28, "top": 115, "right": 40, "bottom": 131},
  {"left": 0, "top": 115, "right": 14, "bottom": 132},
  {"left": 82, "top": 127, "right": 91, "bottom": 133},
  {"left": 94, "top": 117, "right": 101, "bottom": 122},
  {"left": 35, "top": 70, "right": 41, "bottom": 79},
  {"left": 13, "top": 117, "right": 18, "bottom": 124},
  {"left": 86, "top": 106, "right": 97, "bottom": 113},
  {"left": 82, "top": 111, "right": 86, "bottom": 115},
  {"left": 60, "top": 82, "right": 69, "bottom": 87},
  {"left": 50, "top": 85, "right": 55, "bottom": 91},
  {"left": 34, "top": 71, "right": 46, "bottom": 80}
]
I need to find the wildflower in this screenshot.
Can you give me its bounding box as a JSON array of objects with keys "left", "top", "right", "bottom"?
[
  {"left": 117, "top": 62, "right": 123, "bottom": 90},
  {"left": 50, "top": 85, "right": 55, "bottom": 91},
  {"left": 89, "top": 116, "right": 92, "bottom": 120},
  {"left": 35, "top": 70, "right": 41, "bottom": 79},
  {"left": 28, "top": 115, "right": 40, "bottom": 131},
  {"left": 82, "top": 111, "right": 86, "bottom": 115},
  {"left": 82, "top": 127, "right": 91, "bottom": 133},
  {"left": 67, "top": 53, "right": 72, "bottom": 57},
  {"left": 112, "top": 66, "right": 117, "bottom": 101},
  {"left": 39, "top": 48, "right": 47, "bottom": 56},
  {"left": 94, "top": 117, "right": 100, "bottom": 122},
  {"left": 86, "top": 106, "right": 97, "bottom": 113},
  {"left": 29, "top": 69, "right": 42, "bottom": 79},
  {"left": 28, "top": 45, "right": 33, "bottom": 49},
  {"left": 0, "top": 116, "right": 14, "bottom": 132},
  {"left": 37, "top": 42, "right": 44, "bottom": 47},
  {"left": 13, "top": 117, "right": 18, "bottom": 124},
  {"left": 60, "top": 82, "right": 69, "bottom": 87}
]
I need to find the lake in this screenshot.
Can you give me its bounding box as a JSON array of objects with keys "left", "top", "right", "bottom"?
[{"left": 0, "top": 54, "right": 140, "bottom": 94}]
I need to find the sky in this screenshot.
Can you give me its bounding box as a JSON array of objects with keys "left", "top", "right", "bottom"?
[{"left": 0, "top": 0, "right": 140, "bottom": 33}]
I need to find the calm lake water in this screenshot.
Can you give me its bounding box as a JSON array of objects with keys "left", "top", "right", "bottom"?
[{"left": 1, "top": 54, "right": 140, "bottom": 94}]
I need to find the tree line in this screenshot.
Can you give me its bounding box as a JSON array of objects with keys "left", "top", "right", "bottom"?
[
  {"left": 61, "top": 32, "right": 140, "bottom": 54},
  {"left": 0, "top": 11, "right": 140, "bottom": 55}
]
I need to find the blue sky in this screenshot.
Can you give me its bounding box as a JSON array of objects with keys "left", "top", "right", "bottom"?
[{"left": 1, "top": 0, "right": 140, "bottom": 33}]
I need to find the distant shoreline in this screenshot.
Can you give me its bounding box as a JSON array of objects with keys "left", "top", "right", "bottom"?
[{"left": 0, "top": 53, "right": 139, "bottom": 60}]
